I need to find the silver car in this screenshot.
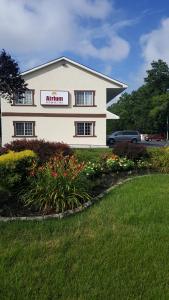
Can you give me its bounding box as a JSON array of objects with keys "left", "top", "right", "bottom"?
[{"left": 107, "top": 130, "right": 141, "bottom": 145}]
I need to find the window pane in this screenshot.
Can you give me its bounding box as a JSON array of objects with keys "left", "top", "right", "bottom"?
[
  {"left": 16, "top": 123, "right": 24, "bottom": 135},
  {"left": 85, "top": 92, "right": 93, "bottom": 105},
  {"left": 76, "top": 92, "right": 85, "bottom": 106},
  {"left": 77, "top": 123, "right": 84, "bottom": 135},
  {"left": 76, "top": 91, "right": 93, "bottom": 106},
  {"left": 24, "top": 90, "right": 33, "bottom": 105},
  {"left": 15, "top": 90, "right": 33, "bottom": 105},
  {"left": 76, "top": 122, "right": 93, "bottom": 136},
  {"left": 85, "top": 123, "right": 92, "bottom": 135},
  {"left": 25, "top": 122, "right": 33, "bottom": 136},
  {"left": 15, "top": 122, "right": 33, "bottom": 136}
]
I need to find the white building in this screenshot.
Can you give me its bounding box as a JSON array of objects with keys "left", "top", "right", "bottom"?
[{"left": 1, "top": 57, "right": 127, "bottom": 147}]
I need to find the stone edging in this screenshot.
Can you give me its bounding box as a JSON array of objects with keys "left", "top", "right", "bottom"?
[{"left": 0, "top": 174, "right": 150, "bottom": 222}]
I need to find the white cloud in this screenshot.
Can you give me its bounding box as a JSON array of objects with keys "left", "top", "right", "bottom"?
[
  {"left": 141, "top": 18, "right": 169, "bottom": 65},
  {"left": 134, "top": 18, "right": 169, "bottom": 89},
  {"left": 0, "top": 0, "right": 130, "bottom": 68}
]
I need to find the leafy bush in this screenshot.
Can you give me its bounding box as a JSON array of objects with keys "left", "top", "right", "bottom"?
[
  {"left": 149, "top": 147, "right": 169, "bottom": 173},
  {"left": 21, "top": 154, "right": 91, "bottom": 213},
  {"left": 83, "top": 161, "right": 103, "bottom": 177},
  {"left": 0, "top": 150, "right": 37, "bottom": 198},
  {"left": 106, "top": 155, "right": 135, "bottom": 172},
  {"left": 0, "top": 139, "right": 72, "bottom": 163},
  {"left": 113, "top": 142, "right": 149, "bottom": 161},
  {"left": 136, "top": 160, "right": 151, "bottom": 170},
  {"left": 106, "top": 154, "right": 120, "bottom": 172}
]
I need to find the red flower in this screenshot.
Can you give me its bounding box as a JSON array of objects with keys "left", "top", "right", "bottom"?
[
  {"left": 63, "top": 172, "right": 67, "bottom": 177},
  {"left": 51, "top": 172, "right": 58, "bottom": 177}
]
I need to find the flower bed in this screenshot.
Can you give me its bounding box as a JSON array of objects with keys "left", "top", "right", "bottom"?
[{"left": 0, "top": 143, "right": 155, "bottom": 217}]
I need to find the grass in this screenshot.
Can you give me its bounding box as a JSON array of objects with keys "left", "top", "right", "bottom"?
[
  {"left": 1, "top": 174, "right": 169, "bottom": 299},
  {"left": 74, "top": 148, "right": 112, "bottom": 162}
]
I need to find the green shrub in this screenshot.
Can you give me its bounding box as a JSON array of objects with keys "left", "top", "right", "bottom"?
[
  {"left": 113, "top": 142, "right": 149, "bottom": 161},
  {"left": 21, "top": 154, "right": 91, "bottom": 213},
  {"left": 0, "top": 139, "right": 72, "bottom": 163},
  {"left": 83, "top": 161, "right": 103, "bottom": 177},
  {"left": 0, "top": 150, "right": 37, "bottom": 200},
  {"left": 149, "top": 147, "right": 169, "bottom": 173},
  {"left": 106, "top": 155, "right": 135, "bottom": 172}
]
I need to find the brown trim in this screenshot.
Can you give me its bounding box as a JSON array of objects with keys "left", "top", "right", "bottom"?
[
  {"left": 74, "top": 121, "right": 96, "bottom": 137},
  {"left": 73, "top": 105, "right": 97, "bottom": 107},
  {"left": 74, "top": 90, "right": 96, "bottom": 107},
  {"left": 13, "top": 121, "right": 36, "bottom": 137},
  {"left": 11, "top": 105, "right": 37, "bottom": 107},
  {"left": 12, "top": 89, "right": 35, "bottom": 106},
  {"left": 12, "top": 136, "right": 37, "bottom": 138},
  {"left": 2, "top": 113, "right": 106, "bottom": 118}
]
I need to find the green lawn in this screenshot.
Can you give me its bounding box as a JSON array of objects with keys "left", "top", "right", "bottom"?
[
  {"left": 74, "top": 147, "right": 112, "bottom": 162},
  {"left": 1, "top": 174, "right": 169, "bottom": 300}
]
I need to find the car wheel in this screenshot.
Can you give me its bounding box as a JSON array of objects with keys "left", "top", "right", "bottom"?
[
  {"left": 131, "top": 138, "right": 137, "bottom": 143},
  {"left": 109, "top": 138, "right": 115, "bottom": 145}
]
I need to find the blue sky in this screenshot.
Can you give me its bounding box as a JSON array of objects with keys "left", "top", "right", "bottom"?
[{"left": 0, "top": 0, "right": 169, "bottom": 93}]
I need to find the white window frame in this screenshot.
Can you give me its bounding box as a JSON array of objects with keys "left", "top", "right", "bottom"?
[
  {"left": 75, "top": 122, "right": 95, "bottom": 137},
  {"left": 13, "top": 121, "right": 35, "bottom": 137},
  {"left": 14, "top": 90, "right": 34, "bottom": 105},
  {"left": 74, "top": 91, "right": 95, "bottom": 106}
]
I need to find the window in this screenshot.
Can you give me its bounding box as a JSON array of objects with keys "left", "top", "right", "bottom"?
[
  {"left": 114, "top": 131, "right": 122, "bottom": 136},
  {"left": 13, "top": 122, "right": 35, "bottom": 137},
  {"left": 74, "top": 91, "right": 95, "bottom": 106},
  {"left": 14, "top": 90, "right": 34, "bottom": 105},
  {"left": 123, "top": 131, "right": 138, "bottom": 135},
  {"left": 75, "top": 122, "right": 95, "bottom": 136}
]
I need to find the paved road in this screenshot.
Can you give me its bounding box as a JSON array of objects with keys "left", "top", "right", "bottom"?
[
  {"left": 110, "top": 140, "right": 169, "bottom": 148},
  {"left": 140, "top": 141, "right": 167, "bottom": 147}
]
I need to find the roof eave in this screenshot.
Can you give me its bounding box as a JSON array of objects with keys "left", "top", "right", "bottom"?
[{"left": 21, "top": 56, "right": 128, "bottom": 89}]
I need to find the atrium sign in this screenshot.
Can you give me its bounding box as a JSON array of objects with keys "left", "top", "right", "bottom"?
[{"left": 40, "top": 90, "right": 69, "bottom": 105}]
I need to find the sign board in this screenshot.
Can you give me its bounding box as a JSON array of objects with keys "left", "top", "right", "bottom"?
[{"left": 40, "top": 90, "right": 69, "bottom": 106}]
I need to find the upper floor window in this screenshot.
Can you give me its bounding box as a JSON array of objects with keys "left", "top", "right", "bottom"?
[
  {"left": 74, "top": 91, "right": 95, "bottom": 106},
  {"left": 14, "top": 90, "right": 34, "bottom": 105}
]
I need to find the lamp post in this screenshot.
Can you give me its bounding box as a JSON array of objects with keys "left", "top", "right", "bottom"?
[
  {"left": 167, "top": 115, "right": 169, "bottom": 141},
  {"left": 167, "top": 89, "right": 169, "bottom": 141}
]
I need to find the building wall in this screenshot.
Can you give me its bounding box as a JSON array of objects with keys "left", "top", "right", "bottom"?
[
  {"left": 2, "top": 116, "right": 106, "bottom": 146},
  {"left": 1, "top": 60, "right": 120, "bottom": 146}
]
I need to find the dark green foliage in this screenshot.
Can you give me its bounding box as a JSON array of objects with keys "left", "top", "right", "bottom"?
[
  {"left": 113, "top": 142, "right": 148, "bottom": 161},
  {"left": 145, "top": 59, "right": 169, "bottom": 95},
  {"left": 108, "top": 59, "right": 169, "bottom": 134},
  {"left": 0, "top": 139, "right": 72, "bottom": 163},
  {"left": 0, "top": 49, "right": 27, "bottom": 101}
]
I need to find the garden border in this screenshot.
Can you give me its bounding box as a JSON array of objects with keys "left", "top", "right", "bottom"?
[{"left": 0, "top": 174, "right": 151, "bottom": 222}]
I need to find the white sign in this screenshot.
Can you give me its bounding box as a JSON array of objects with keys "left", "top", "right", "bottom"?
[{"left": 40, "top": 90, "right": 69, "bottom": 106}]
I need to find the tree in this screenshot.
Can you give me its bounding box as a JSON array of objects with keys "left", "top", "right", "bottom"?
[
  {"left": 144, "top": 59, "right": 169, "bottom": 95},
  {"left": 149, "top": 94, "right": 169, "bottom": 134},
  {"left": 108, "top": 59, "right": 169, "bottom": 134},
  {"left": 0, "top": 49, "right": 27, "bottom": 102}
]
